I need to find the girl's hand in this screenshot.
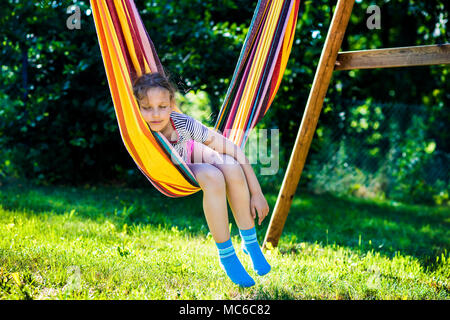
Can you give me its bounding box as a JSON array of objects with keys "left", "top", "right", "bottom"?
[{"left": 250, "top": 192, "right": 270, "bottom": 226}]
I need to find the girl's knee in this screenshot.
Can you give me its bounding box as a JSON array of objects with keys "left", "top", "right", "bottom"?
[
  {"left": 196, "top": 165, "right": 226, "bottom": 192},
  {"left": 218, "top": 155, "right": 245, "bottom": 183},
  {"left": 204, "top": 150, "right": 223, "bottom": 165},
  {"left": 221, "top": 154, "right": 239, "bottom": 166}
]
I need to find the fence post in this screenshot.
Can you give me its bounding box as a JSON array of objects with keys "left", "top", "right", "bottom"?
[{"left": 263, "top": 0, "right": 355, "bottom": 248}]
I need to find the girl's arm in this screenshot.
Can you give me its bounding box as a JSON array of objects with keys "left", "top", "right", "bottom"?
[{"left": 204, "top": 130, "right": 270, "bottom": 225}]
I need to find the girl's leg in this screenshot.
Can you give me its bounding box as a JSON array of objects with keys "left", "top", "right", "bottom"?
[
  {"left": 187, "top": 162, "right": 255, "bottom": 287},
  {"left": 191, "top": 142, "right": 270, "bottom": 276},
  {"left": 187, "top": 163, "right": 229, "bottom": 243},
  {"left": 214, "top": 155, "right": 254, "bottom": 230},
  {"left": 192, "top": 142, "right": 254, "bottom": 230}
]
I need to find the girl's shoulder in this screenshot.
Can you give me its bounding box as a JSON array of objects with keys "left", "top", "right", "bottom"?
[
  {"left": 170, "top": 111, "right": 191, "bottom": 122},
  {"left": 170, "top": 111, "right": 202, "bottom": 126},
  {"left": 170, "top": 111, "right": 209, "bottom": 142}
]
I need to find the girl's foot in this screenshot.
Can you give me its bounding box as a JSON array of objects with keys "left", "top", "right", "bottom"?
[
  {"left": 216, "top": 238, "right": 255, "bottom": 287},
  {"left": 239, "top": 227, "right": 271, "bottom": 276}
]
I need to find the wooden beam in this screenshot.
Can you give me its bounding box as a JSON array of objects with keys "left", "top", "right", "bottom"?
[
  {"left": 263, "top": 0, "right": 355, "bottom": 248},
  {"left": 335, "top": 44, "right": 450, "bottom": 70}
]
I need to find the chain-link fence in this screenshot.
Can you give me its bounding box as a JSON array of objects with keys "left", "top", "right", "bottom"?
[{"left": 303, "top": 99, "right": 449, "bottom": 205}]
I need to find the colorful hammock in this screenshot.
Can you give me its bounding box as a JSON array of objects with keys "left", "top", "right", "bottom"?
[{"left": 90, "top": 0, "right": 300, "bottom": 197}]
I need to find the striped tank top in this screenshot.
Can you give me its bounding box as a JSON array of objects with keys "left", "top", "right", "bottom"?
[{"left": 167, "top": 111, "right": 209, "bottom": 162}]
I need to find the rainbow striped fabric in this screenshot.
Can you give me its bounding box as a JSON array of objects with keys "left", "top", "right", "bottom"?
[
  {"left": 214, "top": 0, "right": 300, "bottom": 148},
  {"left": 90, "top": 0, "right": 300, "bottom": 197}
]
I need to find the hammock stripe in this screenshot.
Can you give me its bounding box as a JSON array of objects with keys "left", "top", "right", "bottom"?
[
  {"left": 214, "top": 0, "right": 301, "bottom": 148},
  {"left": 90, "top": 0, "right": 301, "bottom": 197},
  {"left": 243, "top": 0, "right": 292, "bottom": 145},
  {"left": 92, "top": 0, "right": 199, "bottom": 197}
]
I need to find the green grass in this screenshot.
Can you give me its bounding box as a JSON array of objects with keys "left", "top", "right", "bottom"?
[{"left": 0, "top": 183, "right": 449, "bottom": 300}]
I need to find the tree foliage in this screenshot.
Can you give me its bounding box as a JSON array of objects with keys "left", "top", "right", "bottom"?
[{"left": 0, "top": 0, "right": 448, "bottom": 204}]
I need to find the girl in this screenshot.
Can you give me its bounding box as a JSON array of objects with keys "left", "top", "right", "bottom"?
[{"left": 132, "top": 72, "right": 271, "bottom": 287}]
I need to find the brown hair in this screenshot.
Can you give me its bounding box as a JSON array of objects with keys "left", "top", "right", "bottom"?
[{"left": 132, "top": 72, "right": 178, "bottom": 106}]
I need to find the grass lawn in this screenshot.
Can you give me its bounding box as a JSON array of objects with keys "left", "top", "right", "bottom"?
[{"left": 0, "top": 182, "right": 449, "bottom": 300}]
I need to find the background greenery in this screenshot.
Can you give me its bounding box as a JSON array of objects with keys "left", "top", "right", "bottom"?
[
  {"left": 1, "top": 0, "right": 449, "bottom": 205},
  {"left": 0, "top": 0, "right": 449, "bottom": 301}
]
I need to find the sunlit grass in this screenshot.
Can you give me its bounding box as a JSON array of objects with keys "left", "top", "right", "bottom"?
[{"left": 0, "top": 183, "right": 448, "bottom": 300}]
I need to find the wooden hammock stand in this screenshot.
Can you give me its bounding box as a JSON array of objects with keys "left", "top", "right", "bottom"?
[{"left": 263, "top": 0, "right": 450, "bottom": 248}]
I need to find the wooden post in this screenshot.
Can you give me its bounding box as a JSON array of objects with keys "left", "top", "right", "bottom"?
[{"left": 263, "top": 0, "right": 355, "bottom": 248}]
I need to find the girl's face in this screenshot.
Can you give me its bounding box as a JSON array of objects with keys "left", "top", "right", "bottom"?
[{"left": 139, "top": 87, "right": 174, "bottom": 132}]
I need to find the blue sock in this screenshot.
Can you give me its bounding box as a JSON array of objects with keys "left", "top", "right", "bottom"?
[
  {"left": 215, "top": 238, "right": 255, "bottom": 287},
  {"left": 239, "top": 227, "right": 271, "bottom": 276}
]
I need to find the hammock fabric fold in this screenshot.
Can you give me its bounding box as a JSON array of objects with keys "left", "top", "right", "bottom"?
[{"left": 90, "top": 0, "right": 300, "bottom": 197}]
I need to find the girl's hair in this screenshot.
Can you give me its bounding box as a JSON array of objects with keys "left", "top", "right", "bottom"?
[{"left": 132, "top": 72, "right": 178, "bottom": 106}]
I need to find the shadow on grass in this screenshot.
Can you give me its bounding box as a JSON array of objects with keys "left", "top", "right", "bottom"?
[
  {"left": 0, "top": 182, "right": 208, "bottom": 236},
  {"left": 1, "top": 182, "right": 449, "bottom": 269},
  {"left": 280, "top": 190, "right": 449, "bottom": 269}
]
